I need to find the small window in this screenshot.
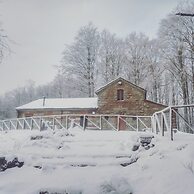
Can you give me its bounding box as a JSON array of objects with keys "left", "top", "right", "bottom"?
[{"left": 117, "top": 89, "right": 124, "bottom": 100}]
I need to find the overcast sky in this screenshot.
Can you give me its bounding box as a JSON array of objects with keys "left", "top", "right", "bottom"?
[{"left": 0, "top": 0, "right": 181, "bottom": 95}]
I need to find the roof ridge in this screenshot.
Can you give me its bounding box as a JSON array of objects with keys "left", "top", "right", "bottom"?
[{"left": 95, "top": 77, "right": 145, "bottom": 94}]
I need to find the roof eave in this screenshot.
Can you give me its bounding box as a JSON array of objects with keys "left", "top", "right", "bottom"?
[{"left": 16, "top": 107, "right": 98, "bottom": 111}]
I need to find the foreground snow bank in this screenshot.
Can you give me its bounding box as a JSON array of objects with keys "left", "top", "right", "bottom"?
[{"left": 0, "top": 128, "right": 194, "bottom": 194}]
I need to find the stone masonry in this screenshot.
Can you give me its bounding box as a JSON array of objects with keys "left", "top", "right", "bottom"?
[{"left": 96, "top": 77, "right": 166, "bottom": 116}]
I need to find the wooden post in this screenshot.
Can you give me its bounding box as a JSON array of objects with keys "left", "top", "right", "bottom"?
[
  {"left": 66, "top": 116, "right": 68, "bottom": 129},
  {"left": 151, "top": 115, "right": 155, "bottom": 133},
  {"left": 23, "top": 119, "right": 25, "bottom": 130},
  {"left": 136, "top": 117, "right": 139, "bottom": 132},
  {"left": 40, "top": 117, "right": 42, "bottom": 130},
  {"left": 117, "top": 116, "right": 120, "bottom": 131},
  {"left": 53, "top": 117, "right": 55, "bottom": 130},
  {"left": 161, "top": 114, "right": 164, "bottom": 136},
  {"left": 100, "top": 116, "right": 102, "bottom": 130},
  {"left": 154, "top": 115, "right": 158, "bottom": 134},
  {"left": 31, "top": 119, "right": 33, "bottom": 130},
  {"left": 9, "top": 121, "right": 11, "bottom": 130},
  {"left": 16, "top": 120, "right": 19, "bottom": 130},
  {"left": 155, "top": 114, "right": 161, "bottom": 134},
  {"left": 83, "top": 115, "right": 86, "bottom": 130},
  {"left": 0, "top": 122, "right": 2, "bottom": 131},
  {"left": 169, "top": 107, "right": 173, "bottom": 141}
]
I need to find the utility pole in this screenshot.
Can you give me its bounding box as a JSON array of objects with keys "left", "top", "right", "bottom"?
[{"left": 176, "top": 13, "right": 194, "bottom": 17}]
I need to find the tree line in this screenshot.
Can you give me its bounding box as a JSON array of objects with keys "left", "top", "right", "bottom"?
[{"left": 0, "top": 1, "right": 194, "bottom": 119}]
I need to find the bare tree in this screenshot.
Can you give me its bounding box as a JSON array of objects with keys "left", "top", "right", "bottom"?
[
  {"left": 98, "top": 30, "right": 125, "bottom": 84},
  {"left": 145, "top": 40, "right": 165, "bottom": 103},
  {"left": 159, "top": 12, "right": 190, "bottom": 103},
  {"left": 158, "top": 4, "right": 194, "bottom": 130},
  {"left": 124, "top": 32, "right": 150, "bottom": 86},
  {"left": 61, "top": 23, "right": 100, "bottom": 97},
  {"left": 0, "top": 24, "right": 10, "bottom": 64}
]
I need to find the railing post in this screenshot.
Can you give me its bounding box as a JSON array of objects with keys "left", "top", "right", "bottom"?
[
  {"left": 154, "top": 115, "right": 157, "bottom": 134},
  {"left": 117, "top": 116, "right": 120, "bottom": 131},
  {"left": 39, "top": 117, "right": 42, "bottom": 131},
  {"left": 155, "top": 114, "right": 162, "bottom": 134},
  {"left": 9, "top": 121, "right": 11, "bottom": 130},
  {"left": 16, "top": 119, "right": 18, "bottom": 129},
  {"left": 136, "top": 117, "right": 139, "bottom": 132},
  {"left": 83, "top": 115, "right": 86, "bottom": 130},
  {"left": 22, "top": 119, "right": 25, "bottom": 129},
  {"left": 151, "top": 116, "right": 155, "bottom": 133},
  {"left": 161, "top": 114, "right": 164, "bottom": 136},
  {"left": 53, "top": 116, "right": 55, "bottom": 130},
  {"left": 0, "top": 122, "right": 2, "bottom": 131},
  {"left": 169, "top": 107, "right": 173, "bottom": 141},
  {"left": 66, "top": 116, "right": 68, "bottom": 129},
  {"left": 30, "top": 118, "right": 33, "bottom": 130},
  {"left": 100, "top": 115, "right": 102, "bottom": 130}
]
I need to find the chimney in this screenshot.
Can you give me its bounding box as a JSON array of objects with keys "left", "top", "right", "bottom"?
[{"left": 43, "top": 96, "right": 46, "bottom": 107}]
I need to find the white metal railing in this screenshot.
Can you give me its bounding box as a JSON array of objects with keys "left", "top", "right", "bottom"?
[
  {"left": 2, "top": 105, "right": 194, "bottom": 140},
  {"left": 152, "top": 104, "right": 194, "bottom": 140},
  {"left": 0, "top": 114, "right": 152, "bottom": 132}
]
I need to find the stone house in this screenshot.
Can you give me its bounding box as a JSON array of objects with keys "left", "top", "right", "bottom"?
[
  {"left": 96, "top": 77, "right": 166, "bottom": 115},
  {"left": 16, "top": 77, "right": 166, "bottom": 118},
  {"left": 16, "top": 98, "right": 98, "bottom": 118}
]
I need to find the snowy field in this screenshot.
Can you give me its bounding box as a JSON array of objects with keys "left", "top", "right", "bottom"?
[{"left": 0, "top": 127, "right": 194, "bottom": 194}]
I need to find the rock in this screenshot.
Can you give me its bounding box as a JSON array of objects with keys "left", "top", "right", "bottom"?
[
  {"left": 39, "top": 190, "right": 79, "bottom": 194},
  {"left": 57, "top": 145, "right": 63, "bottom": 149},
  {"left": 144, "top": 143, "right": 155, "bottom": 150},
  {"left": 0, "top": 157, "right": 24, "bottom": 172},
  {"left": 7, "top": 158, "right": 24, "bottom": 168},
  {"left": 139, "top": 135, "right": 154, "bottom": 146},
  {"left": 132, "top": 144, "right": 140, "bottom": 151},
  {"left": 70, "top": 163, "right": 96, "bottom": 167},
  {"left": 30, "top": 135, "right": 43, "bottom": 140},
  {"left": 120, "top": 157, "right": 138, "bottom": 167},
  {"left": 34, "top": 165, "right": 42, "bottom": 169},
  {"left": 0, "top": 157, "right": 7, "bottom": 171}
]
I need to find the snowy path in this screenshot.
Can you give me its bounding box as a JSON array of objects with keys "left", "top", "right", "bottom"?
[
  {"left": 0, "top": 128, "right": 194, "bottom": 194},
  {"left": 0, "top": 128, "right": 139, "bottom": 168}
]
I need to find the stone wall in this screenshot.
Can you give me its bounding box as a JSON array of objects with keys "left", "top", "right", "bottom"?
[
  {"left": 17, "top": 108, "right": 97, "bottom": 118},
  {"left": 143, "top": 100, "right": 166, "bottom": 115},
  {"left": 97, "top": 78, "right": 166, "bottom": 116}
]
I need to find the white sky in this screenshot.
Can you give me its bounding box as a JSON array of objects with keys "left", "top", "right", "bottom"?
[{"left": 0, "top": 0, "right": 181, "bottom": 95}]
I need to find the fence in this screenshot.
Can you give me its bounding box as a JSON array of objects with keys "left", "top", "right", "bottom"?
[
  {"left": 1, "top": 105, "right": 194, "bottom": 141},
  {"left": 0, "top": 114, "right": 152, "bottom": 132},
  {"left": 152, "top": 104, "right": 194, "bottom": 140}
]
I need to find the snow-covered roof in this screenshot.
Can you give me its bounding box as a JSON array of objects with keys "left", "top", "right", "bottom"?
[{"left": 16, "top": 97, "right": 98, "bottom": 110}]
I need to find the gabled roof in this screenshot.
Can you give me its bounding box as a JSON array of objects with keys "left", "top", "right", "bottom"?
[
  {"left": 16, "top": 97, "right": 98, "bottom": 110},
  {"left": 95, "top": 77, "right": 146, "bottom": 94}
]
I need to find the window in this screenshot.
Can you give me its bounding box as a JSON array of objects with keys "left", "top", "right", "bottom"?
[{"left": 117, "top": 89, "right": 124, "bottom": 100}]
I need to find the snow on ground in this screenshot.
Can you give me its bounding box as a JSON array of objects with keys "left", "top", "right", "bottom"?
[{"left": 0, "top": 127, "right": 194, "bottom": 194}]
